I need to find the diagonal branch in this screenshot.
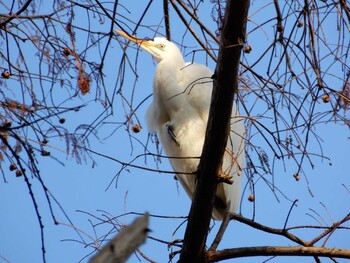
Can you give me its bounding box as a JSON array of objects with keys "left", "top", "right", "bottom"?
[
  {"left": 178, "top": 1, "right": 250, "bottom": 262},
  {"left": 0, "top": 0, "right": 34, "bottom": 27}
]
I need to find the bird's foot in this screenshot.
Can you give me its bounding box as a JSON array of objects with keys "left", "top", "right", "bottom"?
[
  {"left": 217, "top": 171, "right": 233, "bottom": 184},
  {"left": 168, "top": 239, "right": 183, "bottom": 261},
  {"left": 169, "top": 249, "right": 182, "bottom": 261},
  {"left": 168, "top": 239, "right": 183, "bottom": 250}
]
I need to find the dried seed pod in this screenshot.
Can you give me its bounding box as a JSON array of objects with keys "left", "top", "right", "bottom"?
[
  {"left": 16, "top": 169, "right": 23, "bottom": 177},
  {"left": 277, "top": 24, "right": 284, "bottom": 32},
  {"left": 322, "top": 94, "right": 331, "bottom": 103},
  {"left": 132, "top": 125, "right": 141, "bottom": 133},
  {"left": 41, "top": 150, "right": 51, "bottom": 156},
  {"left": 3, "top": 121, "right": 12, "bottom": 128},
  {"left": 9, "top": 163, "right": 17, "bottom": 171},
  {"left": 248, "top": 194, "right": 255, "bottom": 202},
  {"left": 244, "top": 45, "right": 252, "bottom": 54},
  {"left": 63, "top": 47, "right": 72, "bottom": 56},
  {"left": 1, "top": 71, "right": 11, "bottom": 79},
  {"left": 297, "top": 21, "right": 304, "bottom": 28}
]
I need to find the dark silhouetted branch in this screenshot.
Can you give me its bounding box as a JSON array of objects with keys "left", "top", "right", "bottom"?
[
  {"left": 178, "top": 0, "right": 250, "bottom": 262},
  {"left": 206, "top": 246, "right": 350, "bottom": 262}
]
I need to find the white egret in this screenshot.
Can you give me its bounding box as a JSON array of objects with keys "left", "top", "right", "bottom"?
[{"left": 116, "top": 30, "right": 245, "bottom": 220}]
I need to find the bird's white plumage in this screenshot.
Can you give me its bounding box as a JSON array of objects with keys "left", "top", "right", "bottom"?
[{"left": 116, "top": 31, "right": 245, "bottom": 220}]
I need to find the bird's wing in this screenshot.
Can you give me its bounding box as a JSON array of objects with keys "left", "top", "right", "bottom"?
[
  {"left": 149, "top": 59, "right": 206, "bottom": 175},
  {"left": 178, "top": 63, "right": 245, "bottom": 219},
  {"left": 178, "top": 63, "right": 213, "bottom": 121},
  {"left": 151, "top": 61, "right": 245, "bottom": 220},
  {"left": 222, "top": 112, "right": 245, "bottom": 214}
]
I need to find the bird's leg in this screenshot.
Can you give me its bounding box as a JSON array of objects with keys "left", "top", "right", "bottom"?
[
  {"left": 169, "top": 249, "right": 182, "bottom": 262},
  {"left": 217, "top": 170, "right": 233, "bottom": 184},
  {"left": 166, "top": 123, "right": 180, "bottom": 146},
  {"left": 209, "top": 211, "right": 232, "bottom": 251}
]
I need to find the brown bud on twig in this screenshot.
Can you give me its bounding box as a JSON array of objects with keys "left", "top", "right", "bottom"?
[
  {"left": 16, "top": 169, "right": 23, "bottom": 177},
  {"left": 293, "top": 173, "right": 300, "bottom": 181}
]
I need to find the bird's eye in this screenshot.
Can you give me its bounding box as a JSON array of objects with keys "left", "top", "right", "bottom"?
[{"left": 158, "top": 43, "right": 165, "bottom": 49}]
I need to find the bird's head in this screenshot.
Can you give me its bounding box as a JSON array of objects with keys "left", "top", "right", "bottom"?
[{"left": 115, "top": 30, "right": 185, "bottom": 66}]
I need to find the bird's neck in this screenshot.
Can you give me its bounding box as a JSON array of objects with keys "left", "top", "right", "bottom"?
[
  {"left": 153, "top": 59, "right": 186, "bottom": 114},
  {"left": 165, "top": 57, "right": 185, "bottom": 71}
]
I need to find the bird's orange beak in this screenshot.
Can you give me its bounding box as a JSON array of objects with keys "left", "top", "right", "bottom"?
[{"left": 115, "top": 30, "right": 154, "bottom": 48}]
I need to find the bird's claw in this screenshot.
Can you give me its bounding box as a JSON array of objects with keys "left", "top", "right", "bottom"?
[
  {"left": 169, "top": 249, "right": 182, "bottom": 261},
  {"left": 167, "top": 239, "right": 183, "bottom": 250},
  {"left": 168, "top": 239, "right": 183, "bottom": 261},
  {"left": 217, "top": 172, "right": 233, "bottom": 184}
]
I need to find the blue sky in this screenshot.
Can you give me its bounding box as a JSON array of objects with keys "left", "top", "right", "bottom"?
[{"left": 0, "top": 1, "right": 349, "bottom": 263}]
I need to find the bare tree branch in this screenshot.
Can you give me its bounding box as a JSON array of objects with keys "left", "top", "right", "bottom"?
[
  {"left": 0, "top": 0, "right": 34, "bottom": 27},
  {"left": 230, "top": 213, "right": 311, "bottom": 246},
  {"left": 206, "top": 246, "right": 350, "bottom": 262}
]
